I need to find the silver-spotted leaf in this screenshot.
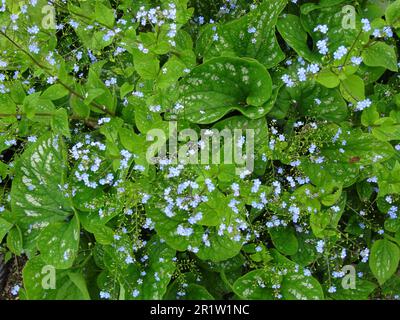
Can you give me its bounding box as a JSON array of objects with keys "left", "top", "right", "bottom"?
[
  {"left": 11, "top": 134, "right": 72, "bottom": 252},
  {"left": 370, "top": 239, "right": 400, "bottom": 285},
  {"left": 37, "top": 216, "right": 80, "bottom": 269},
  {"left": 177, "top": 57, "right": 272, "bottom": 124},
  {"left": 197, "top": 0, "right": 288, "bottom": 68}
]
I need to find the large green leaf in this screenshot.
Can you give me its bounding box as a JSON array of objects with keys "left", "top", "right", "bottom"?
[
  {"left": 301, "top": 3, "right": 362, "bottom": 55},
  {"left": 362, "top": 42, "right": 398, "bottom": 72},
  {"left": 291, "top": 233, "right": 317, "bottom": 266},
  {"left": 196, "top": 230, "right": 243, "bottom": 262},
  {"left": 369, "top": 239, "right": 400, "bottom": 285},
  {"left": 280, "top": 82, "right": 348, "bottom": 122},
  {"left": 277, "top": 14, "right": 317, "bottom": 62},
  {"left": 330, "top": 279, "right": 377, "bottom": 300},
  {"left": 372, "top": 118, "right": 400, "bottom": 141},
  {"left": 376, "top": 161, "right": 400, "bottom": 196},
  {"left": 195, "top": 190, "right": 229, "bottom": 226},
  {"left": 233, "top": 269, "right": 275, "bottom": 299},
  {"left": 147, "top": 206, "right": 203, "bottom": 252},
  {"left": 340, "top": 75, "right": 365, "bottom": 103},
  {"left": 316, "top": 69, "right": 340, "bottom": 88},
  {"left": 37, "top": 216, "right": 80, "bottom": 269},
  {"left": 23, "top": 255, "right": 90, "bottom": 300},
  {"left": 7, "top": 226, "right": 23, "bottom": 255},
  {"left": 321, "top": 128, "right": 395, "bottom": 166},
  {"left": 272, "top": 249, "right": 324, "bottom": 300},
  {"left": 269, "top": 227, "right": 299, "bottom": 255},
  {"left": 94, "top": 1, "right": 115, "bottom": 28},
  {"left": 386, "top": 0, "right": 400, "bottom": 29},
  {"left": 176, "top": 57, "right": 272, "bottom": 123},
  {"left": 132, "top": 50, "right": 160, "bottom": 80},
  {"left": 298, "top": 83, "right": 348, "bottom": 122},
  {"left": 10, "top": 134, "right": 73, "bottom": 251},
  {"left": 280, "top": 272, "right": 324, "bottom": 300},
  {"left": 197, "top": 0, "right": 288, "bottom": 68}
]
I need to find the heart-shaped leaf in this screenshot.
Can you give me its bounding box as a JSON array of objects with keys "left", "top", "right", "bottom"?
[{"left": 176, "top": 57, "right": 272, "bottom": 124}]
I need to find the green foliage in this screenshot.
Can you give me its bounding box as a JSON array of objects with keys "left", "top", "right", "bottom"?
[
  {"left": 0, "top": 0, "right": 400, "bottom": 301},
  {"left": 370, "top": 239, "right": 400, "bottom": 285}
]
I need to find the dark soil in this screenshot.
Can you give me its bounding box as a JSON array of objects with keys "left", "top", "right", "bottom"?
[{"left": 0, "top": 254, "right": 25, "bottom": 300}]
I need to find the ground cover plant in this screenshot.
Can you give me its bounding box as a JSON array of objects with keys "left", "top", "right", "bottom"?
[{"left": 0, "top": 0, "right": 400, "bottom": 300}]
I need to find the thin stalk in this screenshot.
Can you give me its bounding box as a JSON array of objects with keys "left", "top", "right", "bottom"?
[{"left": 0, "top": 30, "right": 115, "bottom": 116}]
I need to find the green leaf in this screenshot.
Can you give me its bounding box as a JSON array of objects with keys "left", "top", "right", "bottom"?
[
  {"left": 134, "top": 103, "right": 169, "bottom": 134},
  {"left": 269, "top": 227, "right": 299, "bottom": 255},
  {"left": 132, "top": 50, "right": 160, "bottom": 80},
  {"left": 23, "top": 255, "right": 89, "bottom": 300},
  {"left": 361, "top": 104, "right": 379, "bottom": 126},
  {"left": 300, "top": 0, "right": 347, "bottom": 14},
  {"left": 70, "top": 93, "right": 90, "bottom": 118},
  {"left": 182, "top": 284, "right": 215, "bottom": 300},
  {"left": 0, "top": 94, "right": 17, "bottom": 124},
  {"left": 331, "top": 279, "right": 377, "bottom": 300},
  {"left": 310, "top": 193, "right": 346, "bottom": 238},
  {"left": 233, "top": 269, "right": 275, "bottom": 299},
  {"left": 196, "top": 230, "right": 243, "bottom": 262},
  {"left": 120, "top": 83, "right": 134, "bottom": 99},
  {"left": 23, "top": 255, "right": 58, "bottom": 300},
  {"left": 301, "top": 4, "right": 362, "bottom": 56},
  {"left": 41, "top": 84, "right": 69, "bottom": 100},
  {"left": 321, "top": 128, "right": 394, "bottom": 166},
  {"left": 197, "top": 0, "right": 288, "bottom": 68},
  {"left": 386, "top": 0, "right": 400, "bottom": 29},
  {"left": 372, "top": 118, "right": 400, "bottom": 141},
  {"left": 196, "top": 190, "right": 228, "bottom": 226},
  {"left": 277, "top": 14, "right": 317, "bottom": 62},
  {"left": 83, "top": 88, "right": 105, "bottom": 106},
  {"left": 86, "top": 68, "right": 116, "bottom": 113},
  {"left": 7, "top": 226, "right": 24, "bottom": 255},
  {"left": 11, "top": 134, "right": 73, "bottom": 252},
  {"left": 79, "top": 212, "right": 114, "bottom": 245},
  {"left": 51, "top": 108, "right": 71, "bottom": 138},
  {"left": 95, "top": 1, "right": 115, "bottom": 28},
  {"left": 177, "top": 57, "right": 272, "bottom": 124},
  {"left": 37, "top": 216, "right": 80, "bottom": 269},
  {"left": 281, "top": 272, "right": 324, "bottom": 300},
  {"left": 316, "top": 69, "right": 340, "bottom": 88},
  {"left": 369, "top": 239, "right": 400, "bottom": 285},
  {"left": 340, "top": 75, "right": 365, "bottom": 103},
  {"left": 376, "top": 161, "right": 400, "bottom": 197},
  {"left": 157, "top": 57, "right": 187, "bottom": 90},
  {"left": 68, "top": 272, "right": 91, "bottom": 300},
  {"left": 357, "top": 180, "right": 373, "bottom": 202},
  {"left": 23, "top": 94, "right": 55, "bottom": 121},
  {"left": 298, "top": 84, "right": 348, "bottom": 122},
  {"left": 0, "top": 217, "right": 13, "bottom": 243},
  {"left": 362, "top": 42, "right": 398, "bottom": 72},
  {"left": 291, "top": 233, "right": 317, "bottom": 266}
]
